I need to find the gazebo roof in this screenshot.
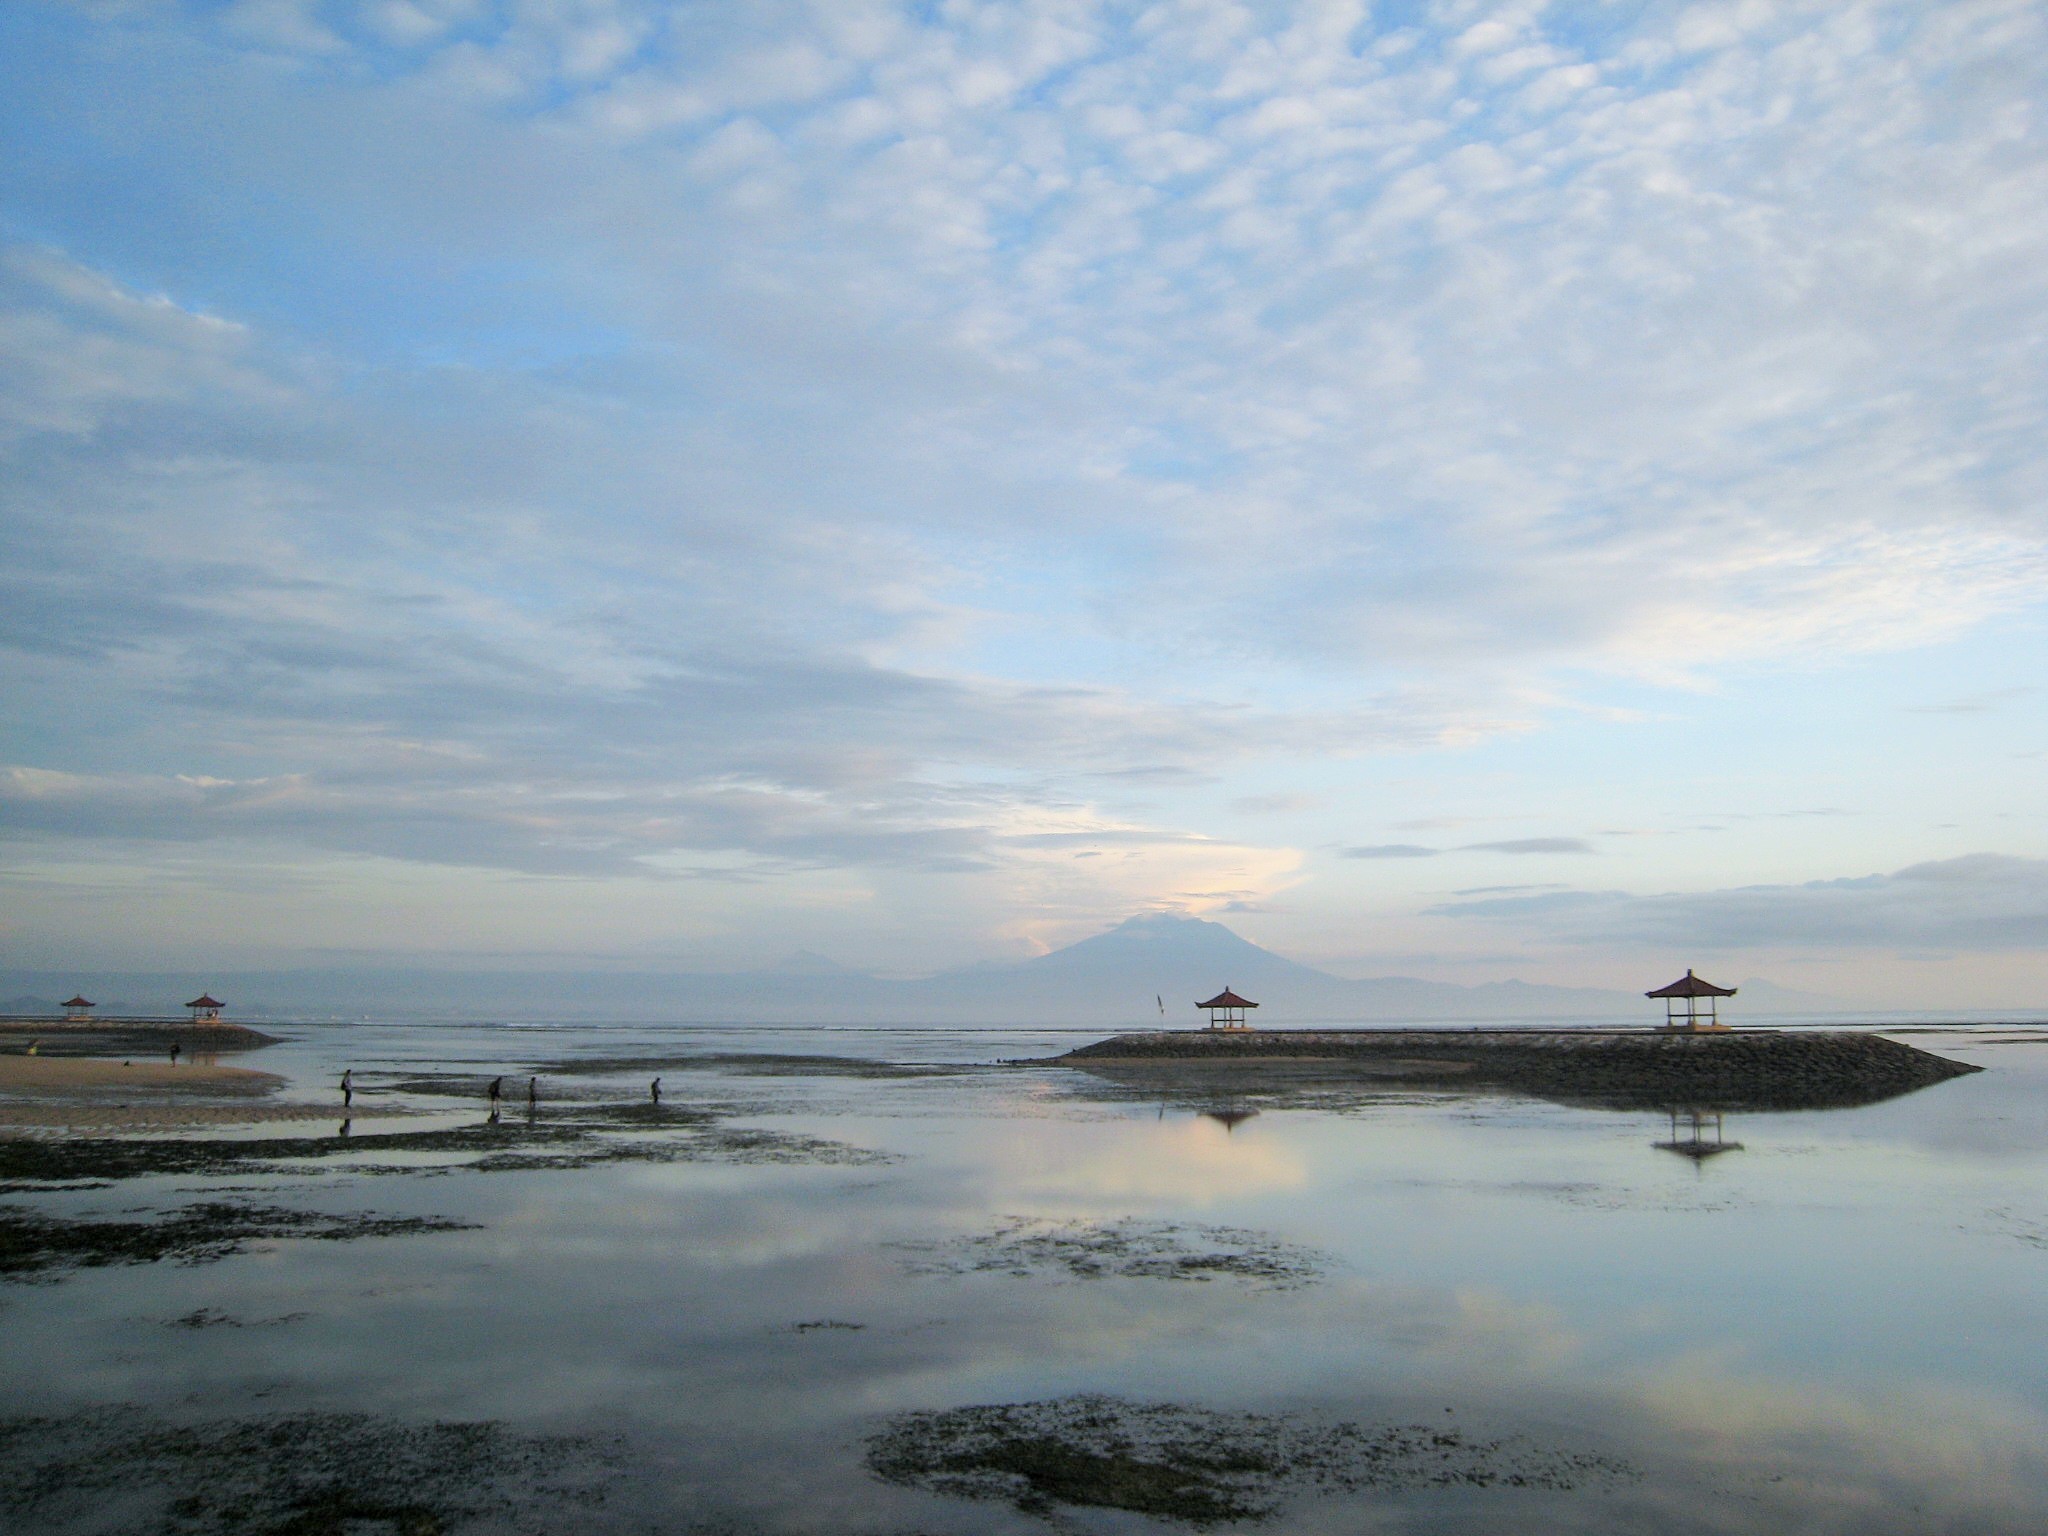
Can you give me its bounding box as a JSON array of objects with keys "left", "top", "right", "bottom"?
[
  {"left": 1646, "top": 970, "right": 1736, "bottom": 999},
  {"left": 62, "top": 995, "right": 93, "bottom": 1008},
  {"left": 1197, "top": 988, "right": 1259, "bottom": 1010},
  {"left": 185, "top": 994, "right": 225, "bottom": 1010}
]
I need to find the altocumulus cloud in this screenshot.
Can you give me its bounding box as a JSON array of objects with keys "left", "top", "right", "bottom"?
[
  {"left": 1431, "top": 856, "right": 2048, "bottom": 954},
  {"left": 0, "top": 0, "right": 2046, "bottom": 960}
]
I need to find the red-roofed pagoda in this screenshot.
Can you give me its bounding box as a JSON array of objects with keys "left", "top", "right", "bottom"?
[
  {"left": 1196, "top": 987, "right": 1258, "bottom": 1031},
  {"left": 1646, "top": 969, "right": 1736, "bottom": 1032},
  {"left": 62, "top": 995, "right": 93, "bottom": 1020},
  {"left": 185, "top": 993, "right": 225, "bottom": 1024}
]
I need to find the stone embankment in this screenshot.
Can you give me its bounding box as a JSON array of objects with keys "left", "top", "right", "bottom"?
[
  {"left": 0, "top": 1021, "right": 280, "bottom": 1055},
  {"left": 1054, "top": 1029, "right": 1980, "bottom": 1111}
]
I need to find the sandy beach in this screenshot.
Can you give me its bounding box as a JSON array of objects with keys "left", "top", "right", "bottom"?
[
  {"left": 0, "top": 1056, "right": 284, "bottom": 1095},
  {"left": 0, "top": 1055, "right": 407, "bottom": 1133}
]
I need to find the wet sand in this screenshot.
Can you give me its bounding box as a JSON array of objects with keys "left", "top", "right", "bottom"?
[
  {"left": 0, "top": 1055, "right": 410, "bottom": 1134},
  {"left": 0, "top": 1057, "right": 283, "bottom": 1094},
  {"left": 0, "top": 1102, "right": 411, "bottom": 1133}
]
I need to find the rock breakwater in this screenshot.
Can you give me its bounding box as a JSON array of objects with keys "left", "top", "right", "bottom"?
[
  {"left": 1053, "top": 1029, "right": 1980, "bottom": 1111},
  {"left": 1, "top": 1022, "right": 279, "bottom": 1054}
]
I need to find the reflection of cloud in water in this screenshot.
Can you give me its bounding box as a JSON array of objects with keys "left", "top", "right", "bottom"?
[
  {"left": 993, "top": 1114, "right": 1311, "bottom": 1207},
  {"left": 1617, "top": 1352, "right": 2048, "bottom": 1529},
  {"left": 1294, "top": 1285, "right": 2048, "bottom": 1529}
]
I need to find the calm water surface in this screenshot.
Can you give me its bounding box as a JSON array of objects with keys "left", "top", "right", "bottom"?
[{"left": 5, "top": 1020, "right": 2048, "bottom": 1533}]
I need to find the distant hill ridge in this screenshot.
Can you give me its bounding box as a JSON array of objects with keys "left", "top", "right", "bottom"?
[{"left": 0, "top": 914, "right": 1843, "bottom": 1024}]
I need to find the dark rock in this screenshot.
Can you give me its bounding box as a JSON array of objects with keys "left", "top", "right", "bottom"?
[{"left": 1051, "top": 1029, "right": 1980, "bottom": 1111}]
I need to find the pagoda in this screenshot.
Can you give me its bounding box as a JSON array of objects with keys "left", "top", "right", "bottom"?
[
  {"left": 1646, "top": 969, "right": 1735, "bottom": 1031},
  {"left": 1195, "top": 987, "right": 1258, "bottom": 1031}
]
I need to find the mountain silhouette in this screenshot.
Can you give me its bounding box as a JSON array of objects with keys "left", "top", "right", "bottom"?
[{"left": 1013, "top": 913, "right": 1328, "bottom": 994}]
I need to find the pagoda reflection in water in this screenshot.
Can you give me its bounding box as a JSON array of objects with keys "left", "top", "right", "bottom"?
[{"left": 1654, "top": 1106, "right": 1743, "bottom": 1161}]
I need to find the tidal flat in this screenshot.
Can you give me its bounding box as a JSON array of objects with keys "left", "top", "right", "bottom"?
[{"left": 2, "top": 1018, "right": 2046, "bottom": 1534}]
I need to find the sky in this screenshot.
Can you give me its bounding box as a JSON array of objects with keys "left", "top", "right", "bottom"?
[{"left": 1, "top": 0, "right": 2045, "bottom": 1006}]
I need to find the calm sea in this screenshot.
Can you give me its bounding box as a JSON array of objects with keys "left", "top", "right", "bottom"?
[{"left": 4, "top": 1018, "right": 2047, "bottom": 1533}]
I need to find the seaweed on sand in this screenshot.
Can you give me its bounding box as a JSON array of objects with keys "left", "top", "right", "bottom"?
[
  {"left": 0, "top": 1406, "right": 614, "bottom": 1536},
  {"left": 0, "top": 1107, "right": 890, "bottom": 1189},
  {"left": 537, "top": 1053, "right": 976, "bottom": 1080},
  {"left": 0, "top": 1202, "right": 478, "bottom": 1280},
  {"left": 381, "top": 1056, "right": 972, "bottom": 1102},
  {"left": 867, "top": 1396, "right": 1637, "bottom": 1525},
  {"left": 894, "top": 1216, "right": 1330, "bottom": 1291},
  {"left": 163, "top": 1306, "right": 307, "bottom": 1329}
]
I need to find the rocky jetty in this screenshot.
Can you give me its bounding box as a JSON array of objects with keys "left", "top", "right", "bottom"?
[
  {"left": 1053, "top": 1029, "right": 1980, "bottom": 1111},
  {"left": 0, "top": 1021, "right": 280, "bottom": 1055}
]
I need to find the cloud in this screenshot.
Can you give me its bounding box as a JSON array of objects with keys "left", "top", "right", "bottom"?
[
  {"left": 1430, "top": 855, "right": 2048, "bottom": 954},
  {"left": 1340, "top": 838, "right": 1595, "bottom": 859},
  {"left": 3, "top": 1, "right": 2048, "bottom": 967},
  {"left": 1903, "top": 688, "right": 2039, "bottom": 716},
  {"left": 34, "top": 1, "right": 2041, "bottom": 694},
  {"left": 1231, "top": 792, "right": 1322, "bottom": 815},
  {"left": 1465, "top": 838, "right": 1596, "bottom": 856}
]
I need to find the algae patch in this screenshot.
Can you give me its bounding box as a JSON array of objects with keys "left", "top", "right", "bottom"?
[
  {"left": 164, "top": 1306, "right": 308, "bottom": 1329},
  {"left": 0, "top": 1202, "right": 477, "bottom": 1281},
  {"left": 895, "top": 1216, "right": 1329, "bottom": 1291},
  {"left": 537, "top": 1052, "right": 974, "bottom": 1080},
  {"left": 0, "top": 1108, "right": 889, "bottom": 1189},
  {"left": 0, "top": 1406, "right": 614, "bottom": 1536},
  {"left": 866, "top": 1395, "right": 1636, "bottom": 1524}
]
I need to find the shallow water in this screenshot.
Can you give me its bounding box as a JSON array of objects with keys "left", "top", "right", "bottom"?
[{"left": 4, "top": 1020, "right": 2048, "bottom": 1533}]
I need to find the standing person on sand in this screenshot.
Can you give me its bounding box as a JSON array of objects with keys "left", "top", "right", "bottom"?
[
  {"left": 169, "top": 1041, "right": 180, "bottom": 1066},
  {"left": 527, "top": 1075, "right": 538, "bottom": 1110},
  {"left": 341, "top": 1069, "right": 353, "bottom": 1109},
  {"left": 488, "top": 1075, "right": 503, "bottom": 1109},
  {"left": 650, "top": 1077, "right": 662, "bottom": 1105}
]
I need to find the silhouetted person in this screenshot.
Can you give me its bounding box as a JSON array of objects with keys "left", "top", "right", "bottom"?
[
  {"left": 527, "top": 1075, "right": 538, "bottom": 1108},
  {"left": 488, "top": 1075, "right": 503, "bottom": 1109},
  {"left": 650, "top": 1077, "right": 662, "bottom": 1105},
  {"left": 341, "top": 1069, "right": 353, "bottom": 1109},
  {"left": 169, "top": 1041, "right": 180, "bottom": 1065}
]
